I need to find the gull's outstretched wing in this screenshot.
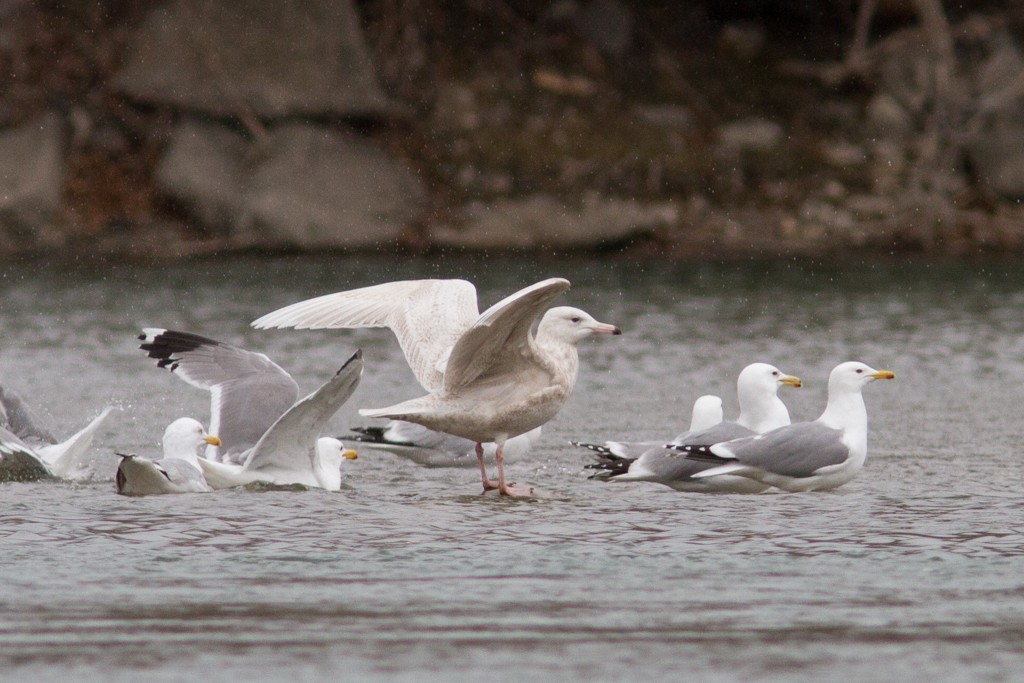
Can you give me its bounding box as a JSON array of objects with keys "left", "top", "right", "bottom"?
[
  {"left": 441, "top": 278, "right": 570, "bottom": 392},
  {"left": 244, "top": 350, "right": 363, "bottom": 472},
  {"left": 139, "top": 329, "right": 299, "bottom": 459},
  {"left": 252, "top": 280, "right": 479, "bottom": 392}
]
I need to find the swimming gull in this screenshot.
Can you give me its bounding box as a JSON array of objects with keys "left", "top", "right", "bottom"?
[
  {"left": 349, "top": 422, "right": 542, "bottom": 468},
  {"left": 197, "top": 351, "right": 361, "bottom": 490},
  {"left": 0, "top": 383, "right": 114, "bottom": 480},
  {"left": 252, "top": 277, "right": 622, "bottom": 496},
  {"left": 669, "top": 361, "right": 895, "bottom": 492},
  {"left": 584, "top": 363, "right": 801, "bottom": 493},
  {"left": 115, "top": 417, "right": 221, "bottom": 495}
]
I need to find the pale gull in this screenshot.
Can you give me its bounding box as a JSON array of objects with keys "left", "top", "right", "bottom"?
[
  {"left": 348, "top": 422, "right": 542, "bottom": 468},
  {"left": 0, "top": 383, "right": 114, "bottom": 480},
  {"left": 670, "top": 361, "right": 895, "bottom": 492},
  {"left": 116, "top": 417, "right": 221, "bottom": 495},
  {"left": 584, "top": 363, "right": 801, "bottom": 493},
  {"left": 252, "top": 277, "right": 621, "bottom": 496}
]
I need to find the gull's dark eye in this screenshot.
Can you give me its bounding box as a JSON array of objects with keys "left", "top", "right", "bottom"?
[
  {"left": 570, "top": 316, "right": 581, "bottom": 323},
  {"left": 855, "top": 368, "right": 863, "bottom": 373},
  {"left": 772, "top": 371, "right": 779, "bottom": 376}
]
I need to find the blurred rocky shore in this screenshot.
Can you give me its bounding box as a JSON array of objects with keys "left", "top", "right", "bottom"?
[{"left": 2, "top": 0, "right": 1024, "bottom": 260}]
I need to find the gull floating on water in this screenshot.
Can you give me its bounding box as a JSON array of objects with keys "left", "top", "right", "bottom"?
[
  {"left": 253, "top": 277, "right": 621, "bottom": 496},
  {"left": 583, "top": 363, "right": 801, "bottom": 493},
  {"left": 669, "top": 361, "right": 894, "bottom": 492},
  {"left": 137, "top": 329, "right": 362, "bottom": 491},
  {"left": 0, "top": 383, "right": 114, "bottom": 480},
  {"left": 348, "top": 422, "right": 543, "bottom": 468},
  {"left": 116, "top": 417, "right": 221, "bottom": 495}
]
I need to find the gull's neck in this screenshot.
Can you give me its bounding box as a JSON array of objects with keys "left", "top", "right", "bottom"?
[
  {"left": 818, "top": 390, "right": 867, "bottom": 432},
  {"left": 314, "top": 438, "right": 342, "bottom": 491},
  {"left": 737, "top": 395, "right": 790, "bottom": 433},
  {"left": 533, "top": 332, "right": 580, "bottom": 391},
  {"left": 163, "top": 443, "right": 201, "bottom": 467}
]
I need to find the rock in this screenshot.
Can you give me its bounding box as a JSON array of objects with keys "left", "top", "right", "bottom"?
[
  {"left": 155, "top": 120, "right": 248, "bottom": 231},
  {"left": 575, "top": 0, "right": 634, "bottom": 57},
  {"left": 0, "top": 112, "right": 65, "bottom": 246},
  {"left": 241, "top": 124, "right": 425, "bottom": 249},
  {"left": 968, "top": 111, "right": 1024, "bottom": 199},
  {"left": 716, "top": 118, "right": 783, "bottom": 155},
  {"left": 821, "top": 140, "right": 866, "bottom": 168},
  {"left": 966, "top": 34, "right": 1024, "bottom": 198},
  {"left": 431, "top": 82, "right": 481, "bottom": 131},
  {"left": 865, "top": 93, "right": 912, "bottom": 138},
  {"left": 719, "top": 23, "right": 765, "bottom": 58},
  {"left": 431, "top": 193, "right": 676, "bottom": 249},
  {"left": 155, "top": 119, "right": 427, "bottom": 249},
  {"left": 632, "top": 104, "right": 692, "bottom": 129},
  {"left": 114, "top": 0, "right": 398, "bottom": 120}
]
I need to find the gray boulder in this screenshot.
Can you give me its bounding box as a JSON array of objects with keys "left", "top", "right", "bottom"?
[
  {"left": 155, "top": 120, "right": 248, "bottom": 230},
  {"left": 966, "top": 35, "right": 1024, "bottom": 199},
  {"left": 0, "top": 112, "right": 65, "bottom": 245},
  {"left": 716, "top": 118, "right": 783, "bottom": 155},
  {"left": 155, "top": 120, "right": 426, "bottom": 249},
  {"left": 432, "top": 193, "right": 677, "bottom": 250},
  {"left": 115, "top": 0, "right": 397, "bottom": 120}
]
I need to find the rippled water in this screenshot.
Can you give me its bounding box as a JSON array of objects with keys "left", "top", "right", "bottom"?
[{"left": 1, "top": 255, "right": 1023, "bottom": 682}]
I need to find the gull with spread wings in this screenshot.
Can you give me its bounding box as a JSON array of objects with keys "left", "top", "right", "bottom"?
[{"left": 253, "top": 277, "right": 621, "bottom": 496}]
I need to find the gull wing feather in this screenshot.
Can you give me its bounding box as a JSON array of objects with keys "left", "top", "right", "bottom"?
[
  {"left": 713, "top": 422, "right": 849, "bottom": 477},
  {"left": 252, "top": 280, "right": 479, "bottom": 392},
  {"left": 622, "top": 423, "right": 754, "bottom": 481},
  {"left": 139, "top": 329, "right": 299, "bottom": 458},
  {"left": 244, "top": 350, "right": 363, "bottom": 472},
  {"left": 442, "top": 278, "right": 571, "bottom": 392}
]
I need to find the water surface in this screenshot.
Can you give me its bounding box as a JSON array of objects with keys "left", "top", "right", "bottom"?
[{"left": 1, "top": 256, "right": 1022, "bottom": 682}]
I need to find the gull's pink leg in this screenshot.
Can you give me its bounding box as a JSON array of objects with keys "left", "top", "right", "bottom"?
[
  {"left": 496, "top": 439, "right": 534, "bottom": 497},
  {"left": 476, "top": 442, "right": 498, "bottom": 491}
]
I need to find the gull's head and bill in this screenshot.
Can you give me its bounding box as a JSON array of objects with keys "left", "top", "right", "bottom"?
[
  {"left": 115, "top": 418, "right": 221, "bottom": 496},
  {"left": 735, "top": 362, "right": 802, "bottom": 433}
]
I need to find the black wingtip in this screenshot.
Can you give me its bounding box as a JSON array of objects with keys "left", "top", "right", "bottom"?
[
  {"left": 336, "top": 349, "right": 363, "bottom": 374},
  {"left": 138, "top": 329, "right": 221, "bottom": 367},
  {"left": 671, "top": 444, "right": 727, "bottom": 464}
]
